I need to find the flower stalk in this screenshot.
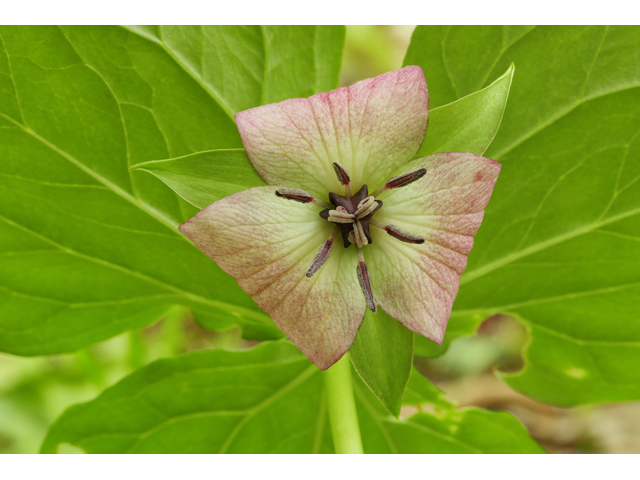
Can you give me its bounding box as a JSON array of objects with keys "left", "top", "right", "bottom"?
[{"left": 323, "top": 355, "right": 364, "bottom": 454}]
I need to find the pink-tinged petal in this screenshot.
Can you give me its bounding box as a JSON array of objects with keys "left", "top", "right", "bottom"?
[
  {"left": 179, "top": 186, "right": 366, "bottom": 369},
  {"left": 368, "top": 153, "right": 501, "bottom": 343},
  {"left": 235, "top": 66, "right": 428, "bottom": 199}
]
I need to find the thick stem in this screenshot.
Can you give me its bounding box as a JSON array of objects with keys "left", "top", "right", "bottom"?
[{"left": 323, "top": 354, "right": 364, "bottom": 454}]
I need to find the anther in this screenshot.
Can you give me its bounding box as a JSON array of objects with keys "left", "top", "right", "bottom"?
[
  {"left": 352, "top": 220, "right": 368, "bottom": 248},
  {"left": 346, "top": 230, "right": 366, "bottom": 247},
  {"left": 356, "top": 247, "right": 376, "bottom": 312},
  {"left": 306, "top": 227, "right": 339, "bottom": 277},
  {"left": 327, "top": 206, "right": 355, "bottom": 224},
  {"left": 372, "top": 168, "right": 427, "bottom": 196},
  {"left": 332, "top": 162, "right": 352, "bottom": 197},
  {"left": 275, "top": 188, "right": 331, "bottom": 209},
  {"left": 355, "top": 196, "right": 378, "bottom": 219},
  {"left": 370, "top": 219, "right": 425, "bottom": 244}
]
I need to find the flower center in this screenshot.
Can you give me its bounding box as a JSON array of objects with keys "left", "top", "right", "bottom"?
[
  {"left": 274, "top": 162, "right": 427, "bottom": 312},
  {"left": 319, "top": 185, "right": 381, "bottom": 249}
]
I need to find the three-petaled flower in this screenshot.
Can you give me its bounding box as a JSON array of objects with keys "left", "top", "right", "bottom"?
[{"left": 180, "top": 66, "right": 500, "bottom": 369}]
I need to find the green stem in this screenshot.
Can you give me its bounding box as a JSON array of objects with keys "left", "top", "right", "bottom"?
[{"left": 323, "top": 354, "right": 364, "bottom": 454}]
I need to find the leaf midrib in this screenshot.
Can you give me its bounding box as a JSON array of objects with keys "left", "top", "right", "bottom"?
[
  {"left": 0, "top": 81, "right": 271, "bottom": 325},
  {"left": 2, "top": 26, "right": 294, "bottom": 334},
  {"left": 491, "top": 84, "right": 640, "bottom": 161},
  {"left": 121, "top": 25, "right": 237, "bottom": 121},
  {"left": 0, "top": 112, "right": 181, "bottom": 234},
  {"left": 453, "top": 280, "right": 640, "bottom": 341},
  {"left": 0, "top": 201, "right": 270, "bottom": 327},
  {"left": 217, "top": 364, "right": 318, "bottom": 453},
  {"left": 461, "top": 200, "right": 640, "bottom": 287},
  {"left": 462, "top": 85, "right": 640, "bottom": 285}
]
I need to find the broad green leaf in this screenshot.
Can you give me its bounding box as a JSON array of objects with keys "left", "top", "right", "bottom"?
[
  {"left": 405, "top": 26, "right": 535, "bottom": 109},
  {"left": 130, "top": 150, "right": 266, "bottom": 209},
  {"left": 349, "top": 309, "right": 413, "bottom": 418},
  {"left": 41, "top": 342, "right": 328, "bottom": 454},
  {"left": 418, "top": 64, "right": 514, "bottom": 157},
  {"left": 0, "top": 26, "right": 345, "bottom": 355},
  {"left": 259, "top": 26, "right": 345, "bottom": 105},
  {"left": 42, "top": 341, "right": 543, "bottom": 453},
  {"left": 406, "top": 26, "right": 640, "bottom": 405},
  {"left": 124, "top": 26, "right": 345, "bottom": 118},
  {"left": 355, "top": 369, "right": 545, "bottom": 454}
]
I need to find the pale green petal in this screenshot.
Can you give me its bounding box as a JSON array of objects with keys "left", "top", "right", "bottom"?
[
  {"left": 369, "top": 153, "right": 501, "bottom": 343},
  {"left": 179, "top": 186, "right": 366, "bottom": 369},
  {"left": 235, "top": 66, "right": 428, "bottom": 198}
]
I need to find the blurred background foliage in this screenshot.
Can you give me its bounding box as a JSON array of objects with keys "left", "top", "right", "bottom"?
[{"left": 1, "top": 25, "right": 639, "bottom": 454}]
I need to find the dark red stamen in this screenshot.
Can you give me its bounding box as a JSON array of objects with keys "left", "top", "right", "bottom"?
[
  {"left": 306, "top": 237, "right": 335, "bottom": 277},
  {"left": 385, "top": 225, "right": 425, "bottom": 244},
  {"left": 385, "top": 168, "right": 426, "bottom": 190},
  {"left": 332, "top": 162, "right": 351, "bottom": 186},
  {"left": 356, "top": 250, "right": 376, "bottom": 312},
  {"left": 276, "top": 188, "right": 315, "bottom": 203}
]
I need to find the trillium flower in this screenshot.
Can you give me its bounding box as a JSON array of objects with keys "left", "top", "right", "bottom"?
[{"left": 180, "top": 66, "right": 500, "bottom": 369}]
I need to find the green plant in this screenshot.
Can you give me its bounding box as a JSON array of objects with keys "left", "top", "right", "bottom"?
[{"left": 1, "top": 25, "right": 638, "bottom": 454}]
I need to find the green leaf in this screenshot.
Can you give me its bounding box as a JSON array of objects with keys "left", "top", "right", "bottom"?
[
  {"left": 259, "top": 26, "right": 345, "bottom": 105},
  {"left": 405, "top": 26, "right": 534, "bottom": 109},
  {"left": 0, "top": 26, "right": 345, "bottom": 355},
  {"left": 124, "top": 26, "right": 345, "bottom": 118},
  {"left": 42, "top": 342, "right": 543, "bottom": 453},
  {"left": 349, "top": 309, "right": 413, "bottom": 418},
  {"left": 406, "top": 26, "right": 640, "bottom": 406},
  {"left": 130, "top": 150, "right": 266, "bottom": 209},
  {"left": 355, "top": 368, "right": 545, "bottom": 454},
  {"left": 41, "top": 342, "right": 327, "bottom": 454},
  {"left": 418, "top": 64, "right": 514, "bottom": 157}
]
